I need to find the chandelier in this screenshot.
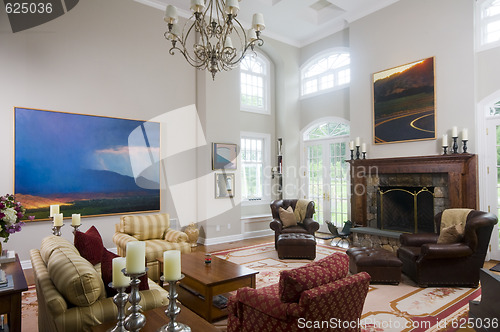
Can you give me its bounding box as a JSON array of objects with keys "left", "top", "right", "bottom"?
[{"left": 164, "top": 0, "right": 265, "bottom": 80}]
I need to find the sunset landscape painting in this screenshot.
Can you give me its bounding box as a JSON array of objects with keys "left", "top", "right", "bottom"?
[
  {"left": 14, "top": 107, "right": 160, "bottom": 220},
  {"left": 373, "top": 57, "right": 436, "bottom": 144}
]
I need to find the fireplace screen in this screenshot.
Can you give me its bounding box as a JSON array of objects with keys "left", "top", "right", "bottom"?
[{"left": 377, "top": 187, "right": 435, "bottom": 233}]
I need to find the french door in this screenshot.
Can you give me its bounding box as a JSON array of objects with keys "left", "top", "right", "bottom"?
[
  {"left": 304, "top": 139, "right": 349, "bottom": 232},
  {"left": 485, "top": 118, "right": 500, "bottom": 260}
]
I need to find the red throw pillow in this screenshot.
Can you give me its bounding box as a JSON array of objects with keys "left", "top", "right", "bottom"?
[
  {"left": 74, "top": 226, "right": 105, "bottom": 265},
  {"left": 101, "top": 248, "right": 149, "bottom": 297},
  {"left": 279, "top": 252, "right": 349, "bottom": 303}
]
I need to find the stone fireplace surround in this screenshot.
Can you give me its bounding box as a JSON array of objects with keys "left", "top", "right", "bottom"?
[{"left": 347, "top": 154, "right": 478, "bottom": 251}]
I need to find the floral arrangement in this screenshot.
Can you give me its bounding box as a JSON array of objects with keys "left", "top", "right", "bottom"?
[{"left": 0, "top": 194, "right": 34, "bottom": 242}]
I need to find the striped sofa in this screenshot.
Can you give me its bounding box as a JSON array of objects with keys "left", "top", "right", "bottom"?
[
  {"left": 113, "top": 213, "right": 191, "bottom": 281},
  {"left": 30, "top": 235, "right": 169, "bottom": 332}
]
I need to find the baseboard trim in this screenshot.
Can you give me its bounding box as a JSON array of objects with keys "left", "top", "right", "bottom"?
[
  {"left": 242, "top": 229, "right": 274, "bottom": 239},
  {"left": 199, "top": 233, "right": 245, "bottom": 246}
]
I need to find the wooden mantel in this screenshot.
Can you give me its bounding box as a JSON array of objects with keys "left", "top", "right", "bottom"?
[{"left": 347, "top": 154, "right": 478, "bottom": 227}]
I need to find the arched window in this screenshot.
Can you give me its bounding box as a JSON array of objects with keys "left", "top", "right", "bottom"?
[
  {"left": 301, "top": 49, "right": 350, "bottom": 97},
  {"left": 478, "top": 0, "right": 500, "bottom": 48},
  {"left": 301, "top": 118, "right": 350, "bottom": 227},
  {"left": 240, "top": 53, "right": 270, "bottom": 114}
]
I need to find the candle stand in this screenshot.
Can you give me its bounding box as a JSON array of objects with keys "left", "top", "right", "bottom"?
[
  {"left": 52, "top": 224, "right": 64, "bottom": 236},
  {"left": 356, "top": 146, "right": 360, "bottom": 160},
  {"left": 71, "top": 225, "right": 81, "bottom": 234},
  {"left": 442, "top": 146, "right": 448, "bottom": 155},
  {"left": 108, "top": 283, "right": 128, "bottom": 332},
  {"left": 362, "top": 152, "right": 366, "bottom": 159},
  {"left": 123, "top": 268, "right": 148, "bottom": 332},
  {"left": 159, "top": 275, "right": 191, "bottom": 332},
  {"left": 350, "top": 149, "right": 354, "bottom": 160},
  {"left": 462, "top": 140, "right": 468, "bottom": 153},
  {"left": 452, "top": 136, "right": 458, "bottom": 154}
]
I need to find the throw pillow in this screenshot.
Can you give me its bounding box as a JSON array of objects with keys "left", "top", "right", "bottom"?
[
  {"left": 101, "top": 248, "right": 149, "bottom": 297},
  {"left": 279, "top": 206, "right": 297, "bottom": 228},
  {"left": 279, "top": 252, "right": 348, "bottom": 303},
  {"left": 74, "top": 226, "right": 105, "bottom": 265},
  {"left": 437, "top": 224, "right": 464, "bottom": 244}
]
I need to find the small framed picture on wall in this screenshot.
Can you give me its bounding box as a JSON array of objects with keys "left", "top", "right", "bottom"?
[{"left": 212, "top": 143, "right": 237, "bottom": 170}]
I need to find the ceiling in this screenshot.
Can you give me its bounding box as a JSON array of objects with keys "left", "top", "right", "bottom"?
[{"left": 136, "top": 0, "right": 400, "bottom": 47}]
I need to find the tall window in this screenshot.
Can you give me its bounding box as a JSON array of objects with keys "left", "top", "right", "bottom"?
[
  {"left": 478, "top": 0, "right": 500, "bottom": 48},
  {"left": 301, "top": 49, "right": 350, "bottom": 97},
  {"left": 241, "top": 132, "right": 271, "bottom": 203},
  {"left": 240, "top": 54, "right": 270, "bottom": 114}
]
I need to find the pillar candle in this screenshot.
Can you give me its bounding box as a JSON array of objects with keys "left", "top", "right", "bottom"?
[
  {"left": 163, "top": 250, "right": 181, "bottom": 281},
  {"left": 452, "top": 126, "right": 458, "bottom": 137},
  {"left": 112, "top": 257, "right": 130, "bottom": 288},
  {"left": 49, "top": 205, "right": 60, "bottom": 217},
  {"left": 361, "top": 143, "right": 367, "bottom": 153},
  {"left": 355, "top": 137, "right": 361, "bottom": 147},
  {"left": 71, "top": 214, "right": 81, "bottom": 226},
  {"left": 53, "top": 213, "right": 63, "bottom": 226},
  {"left": 442, "top": 134, "right": 448, "bottom": 147},
  {"left": 126, "top": 242, "right": 146, "bottom": 273},
  {"left": 349, "top": 141, "right": 354, "bottom": 150},
  {"left": 462, "top": 128, "right": 468, "bottom": 141}
]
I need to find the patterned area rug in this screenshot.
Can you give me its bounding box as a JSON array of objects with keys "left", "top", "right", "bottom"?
[
  {"left": 21, "top": 285, "right": 38, "bottom": 332},
  {"left": 212, "top": 242, "right": 480, "bottom": 332}
]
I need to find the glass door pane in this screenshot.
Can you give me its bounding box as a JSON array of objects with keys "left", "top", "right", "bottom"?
[
  {"left": 329, "top": 142, "right": 349, "bottom": 228},
  {"left": 307, "top": 144, "right": 324, "bottom": 224}
]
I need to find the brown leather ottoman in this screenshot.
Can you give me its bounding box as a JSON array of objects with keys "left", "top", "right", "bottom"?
[
  {"left": 346, "top": 247, "right": 402, "bottom": 284},
  {"left": 277, "top": 234, "right": 316, "bottom": 260}
]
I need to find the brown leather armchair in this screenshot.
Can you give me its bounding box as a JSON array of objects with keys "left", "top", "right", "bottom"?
[
  {"left": 270, "top": 199, "right": 319, "bottom": 249},
  {"left": 397, "top": 210, "right": 497, "bottom": 287}
]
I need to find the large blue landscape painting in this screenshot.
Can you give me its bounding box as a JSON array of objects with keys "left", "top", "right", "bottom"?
[{"left": 14, "top": 107, "right": 160, "bottom": 220}]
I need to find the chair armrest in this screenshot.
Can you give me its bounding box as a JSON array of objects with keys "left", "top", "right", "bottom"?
[
  {"left": 164, "top": 229, "right": 188, "bottom": 243},
  {"left": 400, "top": 233, "right": 439, "bottom": 247},
  {"left": 270, "top": 219, "right": 283, "bottom": 232},
  {"left": 112, "top": 232, "right": 138, "bottom": 256},
  {"left": 302, "top": 217, "right": 319, "bottom": 233},
  {"left": 420, "top": 243, "right": 473, "bottom": 260}
]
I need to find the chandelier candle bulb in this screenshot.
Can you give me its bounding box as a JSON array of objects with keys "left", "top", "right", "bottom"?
[
  {"left": 164, "top": 5, "right": 178, "bottom": 23},
  {"left": 442, "top": 134, "right": 448, "bottom": 147},
  {"left": 252, "top": 13, "right": 266, "bottom": 31},
  {"left": 247, "top": 28, "right": 257, "bottom": 41},
  {"left": 190, "top": 0, "right": 204, "bottom": 13},
  {"left": 224, "top": 37, "right": 233, "bottom": 48},
  {"left": 163, "top": 250, "right": 181, "bottom": 281},
  {"left": 112, "top": 257, "right": 130, "bottom": 288},
  {"left": 71, "top": 214, "right": 81, "bottom": 226},
  {"left": 462, "top": 128, "right": 468, "bottom": 141},
  {"left": 452, "top": 126, "right": 458, "bottom": 137},
  {"left": 53, "top": 213, "right": 63, "bottom": 227},
  {"left": 126, "top": 242, "right": 146, "bottom": 274},
  {"left": 49, "top": 205, "right": 60, "bottom": 217},
  {"left": 225, "top": 0, "right": 239, "bottom": 15}
]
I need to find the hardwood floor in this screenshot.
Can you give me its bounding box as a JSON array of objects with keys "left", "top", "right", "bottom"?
[{"left": 22, "top": 234, "right": 499, "bottom": 286}]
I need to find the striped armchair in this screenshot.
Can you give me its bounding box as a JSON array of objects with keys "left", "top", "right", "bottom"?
[{"left": 113, "top": 213, "right": 191, "bottom": 281}]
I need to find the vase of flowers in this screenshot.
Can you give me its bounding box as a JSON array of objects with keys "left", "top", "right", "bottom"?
[{"left": 0, "top": 194, "right": 34, "bottom": 251}]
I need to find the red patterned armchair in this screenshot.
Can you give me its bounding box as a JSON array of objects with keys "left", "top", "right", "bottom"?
[{"left": 227, "top": 253, "right": 371, "bottom": 332}]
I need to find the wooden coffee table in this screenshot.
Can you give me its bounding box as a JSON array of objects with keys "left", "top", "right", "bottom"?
[
  {"left": 91, "top": 304, "right": 218, "bottom": 332},
  {"left": 158, "top": 251, "right": 258, "bottom": 322},
  {"left": 0, "top": 253, "right": 28, "bottom": 332}
]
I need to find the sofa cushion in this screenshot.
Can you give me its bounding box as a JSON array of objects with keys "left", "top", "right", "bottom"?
[
  {"left": 279, "top": 252, "right": 348, "bottom": 303},
  {"left": 74, "top": 226, "right": 105, "bottom": 265},
  {"left": 47, "top": 246, "right": 105, "bottom": 307},
  {"left": 121, "top": 214, "right": 170, "bottom": 240},
  {"left": 279, "top": 207, "right": 297, "bottom": 228},
  {"left": 101, "top": 248, "right": 149, "bottom": 297},
  {"left": 40, "top": 235, "right": 80, "bottom": 264}
]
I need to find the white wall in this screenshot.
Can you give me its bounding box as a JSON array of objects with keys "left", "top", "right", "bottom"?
[
  {"left": 349, "top": 0, "right": 475, "bottom": 158},
  {"left": 0, "top": 0, "right": 192, "bottom": 260}
]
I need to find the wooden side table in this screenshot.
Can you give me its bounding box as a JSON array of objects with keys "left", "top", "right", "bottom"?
[{"left": 0, "top": 253, "right": 28, "bottom": 332}]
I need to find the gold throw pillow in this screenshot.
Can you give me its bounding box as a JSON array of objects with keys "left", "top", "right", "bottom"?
[{"left": 279, "top": 206, "right": 297, "bottom": 228}]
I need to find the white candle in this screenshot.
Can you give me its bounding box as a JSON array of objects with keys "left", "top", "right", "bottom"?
[
  {"left": 71, "top": 214, "right": 81, "bottom": 226},
  {"left": 49, "top": 205, "right": 60, "bottom": 217},
  {"left": 126, "top": 242, "right": 146, "bottom": 273},
  {"left": 452, "top": 126, "right": 458, "bottom": 137},
  {"left": 163, "top": 250, "right": 181, "bottom": 281},
  {"left": 442, "top": 134, "right": 448, "bottom": 147},
  {"left": 462, "top": 128, "right": 468, "bottom": 141},
  {"left": 361, "top": 143, "right": 367, "bottom": 153},
  {"left": 349, "top": 141, "right": 354, "bottom": 150},
  {"left": 53, "top": 213, "right": 63, "bottom": 227},
  {"left": 112, "top": 257, "right": 130, "bottom": 288},
  {"left": 355, "top": 137, "right": 361, "bottom": 147}
]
